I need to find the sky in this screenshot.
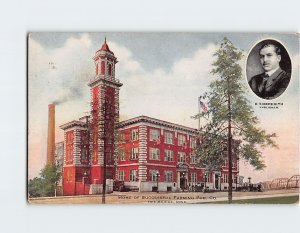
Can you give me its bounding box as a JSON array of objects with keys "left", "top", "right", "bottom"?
[{"left": 28, "top": 32, "right": 299, "bottom": 182}]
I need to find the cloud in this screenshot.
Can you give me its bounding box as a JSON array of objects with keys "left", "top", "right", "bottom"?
[
  {"left": 109, "top": 42, "right": 144, "bottom": 74},
  {"left": 115, "top": 43, "right": 218, "bottom": 126},
  {"left": 172, "top": 44, "right": 217, "bottom": 82},
  {"left": 28, "top": 34, "right": 94, "bottom": 178}
]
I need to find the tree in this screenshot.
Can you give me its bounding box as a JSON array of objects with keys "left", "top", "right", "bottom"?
[
  {"left": 28, "top": 164, "right": 61, "bottom": 197},
  {"left": 195, "top": 37, "right": 277, "bottom": 203},
  {"left": 28, "top": 177, "right": 44, "bottom": 197}
]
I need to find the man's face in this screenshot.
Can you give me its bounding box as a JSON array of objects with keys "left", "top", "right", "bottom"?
[{"left": 259, "top": 45, "right": 281, "bottom": 72}]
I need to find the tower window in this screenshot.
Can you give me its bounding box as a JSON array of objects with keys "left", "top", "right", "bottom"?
[
  {"left": 101, "top": 61, "right": 105, "bottom": 74},
  {"left": 108, "top": 64, "right": 112, "bottom": 75}
]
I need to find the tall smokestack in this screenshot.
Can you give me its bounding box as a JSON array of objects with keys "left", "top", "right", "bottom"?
[{"left": 47, "top": 103, "right": 55, "bottom": 165}]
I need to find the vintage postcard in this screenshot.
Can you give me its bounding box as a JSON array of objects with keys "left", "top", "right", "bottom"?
[{"left": 28, "top": 32, "right": 299, "bottom": 204}]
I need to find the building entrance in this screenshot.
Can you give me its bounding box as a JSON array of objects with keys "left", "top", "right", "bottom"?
[
  {"left": 180, "top": 172, "right": 187, "bottom": 191},
  {"left": 176, "top": 163, "right": 189, "bottom": 191},
  {"left": 214, "top": 173, "right": 220, "bottom": 190}
]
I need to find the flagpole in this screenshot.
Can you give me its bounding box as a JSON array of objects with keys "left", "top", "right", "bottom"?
[{"left": 198, "top": 96, "right": 201, "bottom": 131}]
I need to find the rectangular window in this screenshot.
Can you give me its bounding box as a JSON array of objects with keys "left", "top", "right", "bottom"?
[
  {"left": 149, "top": 147, "right": 160, "bottom": 160},
  {"left": 150, "top": 170, "right": 159, "bottom": 181},
  {"left": 164, "top": 149, "right": 174, "bottom": 161},
  {"left": 118, "top": 148, "right": 125, "bottom": 161},
  {"left": 66, "top": 131, "right": 74, "bottom": 163},
  {"left": 224, "top": 159, "right": 228, "bottom": 167},
  {"left": 81, "top": 147, "right": 88, "bottom": 161},
  {"left": 178, "top": 134, "right": 186, "bottom": 146},
  {"left": 190, "top": 155, "right": 197, "bottom": 164},
  {"left": 66, "top": 131, "right": 74, "bottom": 144},
  {"left": 129, "top": 170, "right": 137, "bottom": 181},
  {"left": 107, "top": 152, "right": 112, "bottom": 162},
  {"left": 117, "top": 170, "right": 125, "bottom": 181},
  {"left": 191, "top": 173, "right": 197, "bottom": 183},
  {"left": 223, "top": 174, "right": 228, "bottom": 183},
  {"left": 164, "top": 131, "right": 174, "bottom": 144},
  {"left": 130, "top": 129, "right": 138, "bottom": 141},
  {"left": 130, "top": 147, "right": 139, "bottom": 160},
  {"left": 178, "top": 152, "right": 186, "bottom": 162},
  {"left": 205, "top": 172, "right": 210, "bottom": 182},
  {"left": 165, "top": 171, "right": 173, "bottom": 182},
  {"left": 190, "top": 137, "right": 196, "bottom": 148},
  {"left": 118, "top": 132, "right": 125, "bottom": 143},
  {"left": 150, "top": 129, "right": 160, "bottom": 142},
  {"left": 232, "top": 161, "right": 237, "bottom": 169},
  {"left": 233, "top": 175, "right": 237, "bottom": 183}
]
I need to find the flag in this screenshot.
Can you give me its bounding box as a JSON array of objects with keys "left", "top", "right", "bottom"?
[{"left": 199, "top": 99, "right": 208, "bottom": 112}]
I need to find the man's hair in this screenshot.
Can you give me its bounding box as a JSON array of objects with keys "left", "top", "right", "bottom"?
[{"left": 259, "top": 42, "right": 281, "bottom": 55}]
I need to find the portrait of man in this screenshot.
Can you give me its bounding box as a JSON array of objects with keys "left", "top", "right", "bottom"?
[{"left": 247, "top": 40, "right": 291, "bottom": 100}]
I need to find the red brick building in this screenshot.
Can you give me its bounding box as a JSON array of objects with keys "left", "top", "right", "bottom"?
[
  {"left": 59, "top": 39, "right": 239, "bottom": 195},
  {"left": 116, "top": 115, "right": 239, "bottom": 192}
]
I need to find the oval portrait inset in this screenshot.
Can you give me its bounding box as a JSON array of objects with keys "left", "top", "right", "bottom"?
[{"left": 246, "top": 39, "right": 291, "bottom": 100}]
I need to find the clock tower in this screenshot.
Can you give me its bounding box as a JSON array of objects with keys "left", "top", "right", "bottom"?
[{"left": 88, "top": 38, "right": 123, "bottom": 192}]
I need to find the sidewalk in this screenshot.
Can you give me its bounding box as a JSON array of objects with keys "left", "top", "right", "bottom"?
[{"left": 28, "top": 188, "right": 299, "bottom": 204}]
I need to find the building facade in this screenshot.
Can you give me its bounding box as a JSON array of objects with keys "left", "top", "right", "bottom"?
[
  {"left": 116, "top": 116, "right": 239, "bottom": 192},
  {"left": 59, "top": 39, "right": 239, "bottom": 195},
  {"left": 54, "top": 141, "right": 64, "bottom": 186}
]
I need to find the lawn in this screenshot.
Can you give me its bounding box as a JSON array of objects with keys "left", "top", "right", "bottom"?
[{"left": 205, "top": 195, "right": 299, "bottom": 204}]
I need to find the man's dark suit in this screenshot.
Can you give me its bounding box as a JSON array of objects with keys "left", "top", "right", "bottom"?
[{"left": 248, "top": 68, "right": 291, "bottom": 100}]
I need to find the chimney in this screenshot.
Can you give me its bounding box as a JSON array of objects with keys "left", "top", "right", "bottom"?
[{"left": 47, "top": 103, "right": 55, "bottom": 165}]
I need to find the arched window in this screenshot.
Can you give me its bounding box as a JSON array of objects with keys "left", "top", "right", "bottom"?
[
  {"left": 108, "top": 64, "right": 112, "bottom": 75},
  {"left": 101, "top": 61, "right": 105, "bottom": 74}
]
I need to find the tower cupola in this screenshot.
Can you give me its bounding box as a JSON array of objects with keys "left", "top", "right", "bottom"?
[{"left": 93, "top": 37, "right": 117, "bottom": 79}]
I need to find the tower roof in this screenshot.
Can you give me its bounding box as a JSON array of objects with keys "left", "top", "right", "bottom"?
[{"left": 97, "top": 37, "right": 114, "bottom": 54}]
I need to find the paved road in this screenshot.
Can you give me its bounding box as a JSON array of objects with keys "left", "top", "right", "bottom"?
[{"left": 28, "top": 188, "right": 299, "bottom": 204}]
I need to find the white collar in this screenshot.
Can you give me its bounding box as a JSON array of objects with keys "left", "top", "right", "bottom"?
[{"left": 266, "top": 67, "right": 280, "bottom": 77}]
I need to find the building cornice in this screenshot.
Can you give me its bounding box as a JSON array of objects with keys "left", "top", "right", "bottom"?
[
  {"left": 117, "top": 115, "right": 199, "bottom": 135},
  {"left": 59, "top": 120, "right": 87, "bottom": 130},
  {"left": 88, "top": 75, "right": 123, "bottom": 88}
]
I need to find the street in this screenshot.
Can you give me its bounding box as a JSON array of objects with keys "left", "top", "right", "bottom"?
[{"left": 28, "top": 188, "right": 299, "bottom": 204}]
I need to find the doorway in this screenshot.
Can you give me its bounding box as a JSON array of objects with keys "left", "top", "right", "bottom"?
[
  {"left": 180, "top": 172, "right": 187, "bottom": 190},
  {"left": 214, "top": 174, "right": 219, "bottom": 190}
]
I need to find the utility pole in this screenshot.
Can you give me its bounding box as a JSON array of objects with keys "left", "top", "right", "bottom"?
[
  {"left": 101, "top": 84, "right": 115, "bottom": 204},
  {"left": 227, "top": 86, "right": 233, "bottom": 204},
  {"left": 101, "top": 88, "right": 107, "bottom": 204},
  {"left": 198, "top": 96, "right": 201, "bottom": 131}
]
